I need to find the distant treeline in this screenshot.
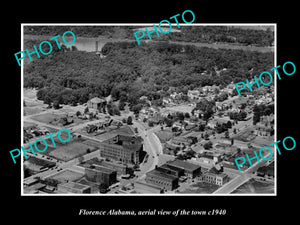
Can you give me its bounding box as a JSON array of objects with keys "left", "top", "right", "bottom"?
[
  {"left": 24, "top": 26, "right": 134, "bottom": 39},
  {"left": 24, "top": 25, "right": 274, "bottom": 47},
  {"left": 156, "top": 26, "right": 274, "bottom": 47},
  {"left": 24, "top": 41, "right": 273, "bottom": 110}
]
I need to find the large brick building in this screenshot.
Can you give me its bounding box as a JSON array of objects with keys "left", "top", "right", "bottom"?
[
  {"left": 99, "top": 134, "right": 143, "bottom": 165},
  {"left": 145, "top": 169, "right": 179, "bottom": 191},
  {"left": 85, "top": 164, "right": 117, "bottom": 187}
]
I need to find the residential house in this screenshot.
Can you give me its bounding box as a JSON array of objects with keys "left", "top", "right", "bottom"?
[
  {"left": 87, "top": 97, "right": 106, "bottom": 111},
  {"left": 187, "top": 90, "right": 200, "bottom": 100}
]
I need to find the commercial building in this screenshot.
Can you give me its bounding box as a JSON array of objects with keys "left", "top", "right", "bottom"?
[
  {"left": 99, "top": 134, "right": 143, "bottom": 165},
  {"left": 145, "top": 169, "right": 179, "bottom": 191},
  {"left": 198, "top": 153, "right": 221, "bottom": 166},
  {"left": 57, "top": 181, "right": 91, "bottom": 194},
  {"left": 165, "top": 159, "right": 201, "bottom": 178},
  {"left": 156, "top": 164, "right": 184, "bottom": 178},
  {"left": 197, "top": 167, "right": 229, "bottom": 186},
  {"left": 85, "top": 164, "right": 117, "bottom": 186},
  {"left": 99, "top": 160, "right": 129, "bottom": 175},
  {"left": 134, "top": 181, "right": 164, "bottom": 194}
]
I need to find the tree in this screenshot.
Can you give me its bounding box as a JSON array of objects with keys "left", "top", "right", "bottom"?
[
  {"left": 226, "top": 121, "right": 232, "bottom": 129},
  {"left": 119, "top": 100, "right": 126, "bottom": 110},
  {"left": 127, "top": 116, "right": 133, "bottom": 125},
  {"left": 204, "top": 133, "right": 209, "bottom": 140},
  {"left": 176, "top": 112, "right": 185, "bottom": 121},
  {"left": 203, "top": 141, "right": 213, "bottom": 150},
  {"left": 185, "top": 149, "right": 196, "bottom": 158},
  {"left": 53, "top": 101, "right": 60, "bottom": 109},
  {"left": 164, "top": 118, "right": 173, "bottom": 127},
  {"left": 132, "top": 103, "right": 143, "bottom": 115},
  {"left": 148, "top": 120, "right": 154, "bottom": 127},
  {"left": 224, "top": 130, "right": 230, "bottom": 139},
  {"left": 198, "top": 123, "right": 205, "bottom": 131},
  {"left": 76, "top": 111, "right": 81, "bottom": 117},
  {"left": 84, "top": 107, "right": 89, "bottom": 114}
]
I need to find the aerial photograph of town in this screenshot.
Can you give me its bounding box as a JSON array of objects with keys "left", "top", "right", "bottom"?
[{"left": 22, "top": 24, "right": 275, "bottom": 195}]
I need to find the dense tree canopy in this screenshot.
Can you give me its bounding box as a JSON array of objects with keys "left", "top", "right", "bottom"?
[{"left": 24, "top": 40, "right": 273, "bottom": 108}]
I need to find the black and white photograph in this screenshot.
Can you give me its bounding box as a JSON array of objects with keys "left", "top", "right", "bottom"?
[
  {"left": 3, "top": 4, "right": 298, "bottom": 224},
  {"left": 21, "top": 24, "right": 276, "bottom": 195}
]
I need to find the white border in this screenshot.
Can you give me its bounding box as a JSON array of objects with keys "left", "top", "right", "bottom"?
[{"left": 21, "top": 23, "right": 277, "bottom": 196}]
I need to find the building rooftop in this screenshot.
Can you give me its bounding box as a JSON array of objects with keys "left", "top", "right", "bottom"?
[
  {"left": 166, "top": 159, "right": 201, "bottom": 172},
  {"left": 59, "top": 181, "right": 90, "bottom": 190},
  {"left": 159, "top": 164, "right": 184, "bottom": 173},
  {"left": 103, "top": 134, "right": 143, "bottom": 152},
  {"left": 89, "top": 164, "right": 116, "bottom": 174},
  {"left": 89, "top": 97, "right": 106, "bottom": 104},
  {"left": 146, "top": 169, "right": 178, "bottom": 181}
]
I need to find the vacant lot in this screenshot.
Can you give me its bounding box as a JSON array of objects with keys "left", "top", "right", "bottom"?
[
  {"left": 231, "top": 178, "right": 274, "bottom": 194},
  {"left": 155, "top": 130, "right": 174, "bottom": 143},
  {"left": 31, "top": 113, "right": 64, "bottom": 125},
  {"left": 233, "top": 127, "right": 256, "bottom": 142},
  {"left": 252, "top": 136, "right": 274, "bottom": 148},
  {"left": 179, "top": 181, "right": 220, "bottom": 194},
  {"left": 24, "top": 88, "right": 48, "bottom": 115}
]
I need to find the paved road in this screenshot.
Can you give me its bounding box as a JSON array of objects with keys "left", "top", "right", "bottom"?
[{"left": 133, "top": 121, "right": 162, "bottom": 179}]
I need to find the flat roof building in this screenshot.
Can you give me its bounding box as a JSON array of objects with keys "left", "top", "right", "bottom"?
[
  {"left": 99, "top": 134, "right": 143, "bottom": 165},
  {"left": 156, "top": 164, "right": 184, "bottom": 178},
  {"left": 57, "top": 181, "right": 91, "bottom": 194},
  {"left": 134, "top": 181, "right": 164, "bottom": 194},
  {"left": 165, "top": 159, "right": 201, "bottom": 178},
  {"left": 198, "top": 167, "right": 229, "bottom": 186},
  {"left": 85, "top": 164, "right": 117, "bottom": 187},
  {"left": 145, "top": 169, "right": 179, "bottom": 191}
]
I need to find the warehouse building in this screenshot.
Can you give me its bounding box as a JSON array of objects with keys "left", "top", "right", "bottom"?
[
  {"left": 145, "top": 169, "right": 179, "bottom": 191},
  {"left": 165, "top": 159, "right": 201, "bottom": 179}
]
